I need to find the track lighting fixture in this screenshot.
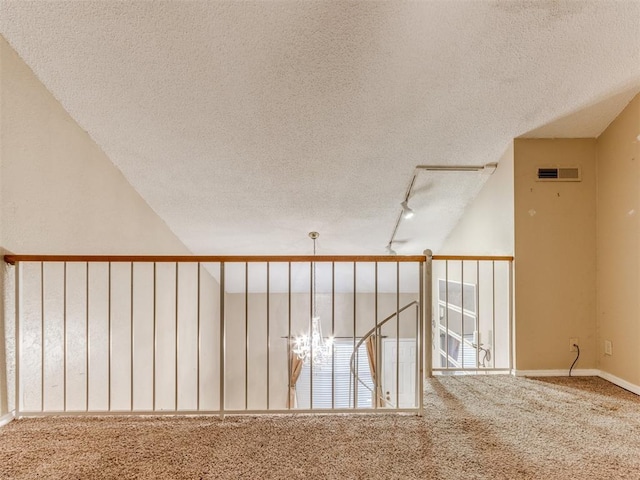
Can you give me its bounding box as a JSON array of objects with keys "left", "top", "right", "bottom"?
[
  {"left": 400, "top": 200, "right": 414, "bottom": 219},
  {"left": 387, "top": 162, "right": 498, "bottom": 253}
]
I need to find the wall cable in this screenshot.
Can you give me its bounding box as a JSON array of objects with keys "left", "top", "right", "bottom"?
[{"left": 569, "top": 344, "right": 580, "bottom": 377}]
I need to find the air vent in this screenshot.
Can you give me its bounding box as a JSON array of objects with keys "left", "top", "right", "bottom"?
[{"left": 536, "top": 167, "right": 581, "bottom": 182}]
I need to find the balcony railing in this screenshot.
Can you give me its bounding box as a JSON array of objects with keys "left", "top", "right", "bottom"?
[
  {"left": 3, "top": 254, "right": 426, "bottom": 417},
  {"left": 2, "top": 252, "right": 512, "bottom": 418},
  {"left": 431, "top": 256, "right": 513, "bottom": 374}
]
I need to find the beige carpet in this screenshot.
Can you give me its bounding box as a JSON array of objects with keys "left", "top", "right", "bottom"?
[{"left": 1, "top": 376, "right": 639, "bottom": 479}]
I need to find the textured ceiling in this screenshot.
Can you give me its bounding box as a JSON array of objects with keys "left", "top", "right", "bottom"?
[{"left": 1, "top": 1, "right": 639, "bottom": 255}]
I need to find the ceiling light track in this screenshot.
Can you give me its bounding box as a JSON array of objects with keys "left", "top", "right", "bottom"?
[
  {"left": 386, "top": 163, "right": 498, "bottom": 253},
  {"left": 415, "top": 165, "right": 496, "bottom": 172}
]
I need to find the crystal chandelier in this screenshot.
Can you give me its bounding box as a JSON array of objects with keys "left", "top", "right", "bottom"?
[{"left": 292, "top": 232, "right": 334, "bottom": 366}]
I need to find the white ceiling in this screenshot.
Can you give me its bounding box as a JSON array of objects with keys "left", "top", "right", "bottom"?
[{"left": 1, "top": 1, "right": 639, "bottom": 256}]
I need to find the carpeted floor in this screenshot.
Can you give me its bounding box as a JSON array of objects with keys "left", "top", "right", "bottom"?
[{"left": 1, "top": 376, "right": 639, "bottom": 479}]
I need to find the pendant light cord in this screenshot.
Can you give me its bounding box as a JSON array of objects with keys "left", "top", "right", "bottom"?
[{"left": 312, "top": 235, "right": 317, "bottom": 318}]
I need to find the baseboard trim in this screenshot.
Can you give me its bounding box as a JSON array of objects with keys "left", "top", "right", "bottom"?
[
  {"left": 514, "top": 369, "right": 599, "bottom": 377},
  {"left": 598, "top": 370, "right": 640, "bottom": 396},
  {"left": 0, "top": 411, "right": 14, "bottom": 428},
  {"left": 512, "top": 369, "right": 640, "bottom": 396}
]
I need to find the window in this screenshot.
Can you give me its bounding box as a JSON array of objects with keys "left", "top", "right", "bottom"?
[
  {"left": 437, "top": 278, "right": 477, "bottom": 368},
  {"left": 296, "top": 340, "right": 374, "bottom": 409}
]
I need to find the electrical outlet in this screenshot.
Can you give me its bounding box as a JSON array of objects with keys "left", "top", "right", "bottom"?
[
  {"left": 604, "top": 340, "right": 613, "bottom": 356},
  {"left": 569, "top": 338, "right": 579, "bottom": 352}
]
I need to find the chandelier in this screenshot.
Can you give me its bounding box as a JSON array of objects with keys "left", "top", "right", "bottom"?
[{"left": 292, "top": 232, "right": 334, "bottom": 365}]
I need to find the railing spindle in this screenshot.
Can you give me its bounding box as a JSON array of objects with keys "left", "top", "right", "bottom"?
[
  {"left": 309, "top": 261, "right": 313, "bottom": 410},
  {"left": 245, "top": 262, "right": 249, "bottom": 411},
  {"left": 374, "top": 262, "right": 378, "bottom": 410},
  {"left": 419, "top": 258, "right": 425, "bottom": 415},
  {"left": 85, "top": 262, "right": 89, "bottom": 412},
  {"left": 492, "top": 261, "right": 496, "bottom": 368},
  {"left": 14, "top": 263, "right": 21, "bottom": 417},
  {"left": 152, "top": 262, "right": 156, "bottom": 411},
  {"left": 63, "top": 262, "right": 67, "bottom": 412},
  {"left": 130, "top": 262, "right": 134, "bottom": 410},
  {"left": 219, "top": 262, "right": 225, "bottom": 418},
  {"left": 352, "top": 262, "right": 356, "bottom": 408},
  {"left": 445, "top": 260, "right": 449, "bottom": 369},
  {"left": 396, "top": 261, "right": 399, "bottom": 409},
  {"left": 476, "top": 261, "right": 480, "bottom": 370},
  {"left": 509, "top": 261, "right": 514, "bottom": 371},
  {"left": 287, "top": 262, "right": 291, "bottom": 410},
  {"left": 197, "top": 263, "right": 201, "bottom": 411},
  {"left": 331, "top": 262, "right": 335, "bottom": 410},
  {"left": 424, "top": 250, "right": 432, "bottom": 379},
  {"left": 175, "top": 262, "right": 179, "bottom": 411},
  {"left": 461, "top": 261, "right": 464, "bottom": 369},
  {"left": 108, "top": 263, "right": 112, "bottom": 412},
  {"left": 40, "top": 262, "right": 44, "bottom": 412},
  {"left": 266, "top": 262, "right": 270, "bottom": 410}
]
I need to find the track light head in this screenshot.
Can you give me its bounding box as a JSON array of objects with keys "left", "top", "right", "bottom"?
[{"left": 401, "top": 200, "right": 414, "bottom": 219}]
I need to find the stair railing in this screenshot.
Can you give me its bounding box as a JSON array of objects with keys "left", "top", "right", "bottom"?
[{"left": 349, "top": 300, "right": 420, "bottom": 409}]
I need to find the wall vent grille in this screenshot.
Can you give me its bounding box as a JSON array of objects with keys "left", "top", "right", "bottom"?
[{"left": 536, "top": 167, "right": 581, "bottom": 182}]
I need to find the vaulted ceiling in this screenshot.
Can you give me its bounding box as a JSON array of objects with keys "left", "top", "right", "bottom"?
[{"left": 1, "top": 1, "right": 639, "bottom": 255}]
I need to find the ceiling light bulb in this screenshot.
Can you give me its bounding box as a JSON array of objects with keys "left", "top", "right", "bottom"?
[{"left": 401, "top": 200, "right": 414, "bottom": 219}]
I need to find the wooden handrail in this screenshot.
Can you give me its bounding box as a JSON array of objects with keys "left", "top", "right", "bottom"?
[
  {"left": 432, "top": 255, "right": 513, "bottom": 261},
  {"left": 3, "top": 254, "right": 427, "bottom": 265},
  {"left": 4, "top": 254, "right": 514, "bottom": 265}
]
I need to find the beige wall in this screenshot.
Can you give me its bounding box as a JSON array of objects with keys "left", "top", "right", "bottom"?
[
  {"left": 439, "top": 143, "right": 514, "bottom": 255},
  {"left": 514, "top": 138, "right": 597, "bottom": 371},
  {"left": 0, "top": 37, "right": 189, "bottom": 255},
  {"left": 596, "top": 94, "right": 640, "bottom": 386},
  {"left": 0, "top": 36, "right": 193, "bottom": 417}
]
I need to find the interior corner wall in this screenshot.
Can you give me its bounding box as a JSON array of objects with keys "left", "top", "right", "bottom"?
[
  {"left": 0, "top": 36, "right": 193, "bottom": 417},
  {"left": 0, "top": 36, "right": 189, "bottom": 255},
  {"left": 438, "top": 143, "right": 514, "bottom": 255},
  {"left": 513, "top": 138, "right": 597, "bottom": 371},
  {"left": 596, "top": 94, "right": 640, "bottom": 387}
]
